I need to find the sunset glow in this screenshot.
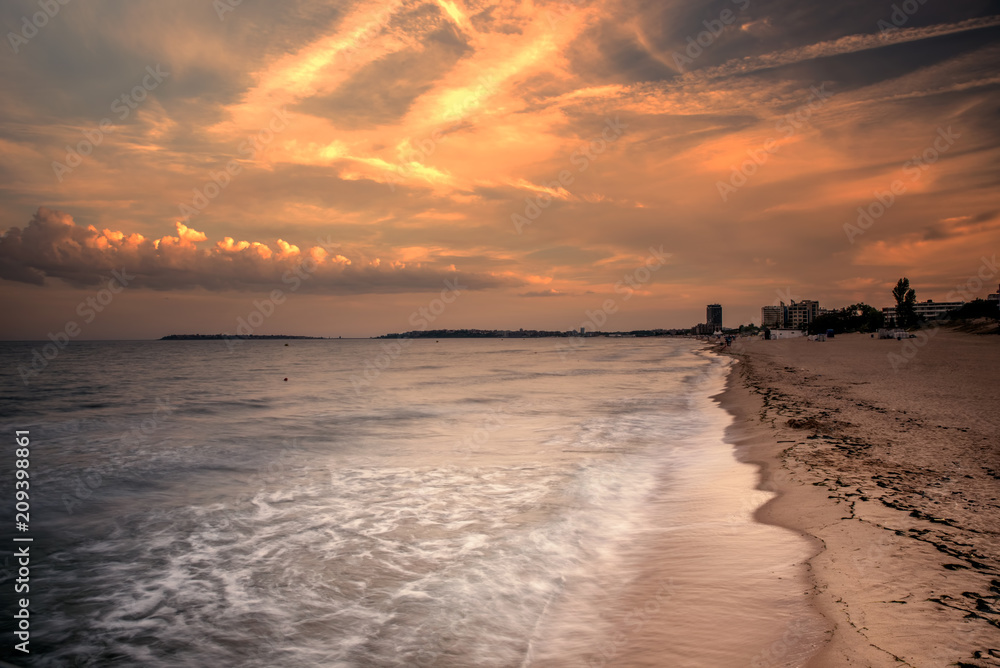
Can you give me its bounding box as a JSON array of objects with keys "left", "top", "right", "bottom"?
[{"left": 2, "top": 0, "right": 999, "bottom": 338}]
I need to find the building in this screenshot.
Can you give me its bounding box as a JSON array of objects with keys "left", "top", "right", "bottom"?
[
  {"left": 761, "top": 305, "right": 784, "bottom": 328},
  {"left": 988, "top": 284, "right": 999, "bottom": 304},
  {"left": 786, "top": 300, "right": 819, "bottom": 329},
  {"left": 770, "top": 329, "right": 805, "bottom": 339},
  {"left": 759, "top": 299, "right": 819, "bottom": 329},
  {"left": 882, "top": 300, "right": 964, "bottom": 322},
  {"left": 877, "top": 328, "right": 908, "bottom": 340},
  {"left": 706, "top": 304, "right": 723, "bottom": 330}
]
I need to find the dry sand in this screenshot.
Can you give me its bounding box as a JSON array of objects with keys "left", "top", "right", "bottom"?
[{"left": 718, "top": 327, "right": 1000, "bottom": 667}]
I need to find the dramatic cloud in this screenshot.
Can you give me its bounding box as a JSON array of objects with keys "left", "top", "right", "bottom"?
[
  {"left": 0, "top": 0, "right": 998, "bottom": 337},
  {"left": 0, "top": 208, "right": 517, "bottom": 294}
]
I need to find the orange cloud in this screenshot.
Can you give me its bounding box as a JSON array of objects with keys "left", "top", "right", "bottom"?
[{"left": 0, "top": 208, "right": 518, "bottom": 294}]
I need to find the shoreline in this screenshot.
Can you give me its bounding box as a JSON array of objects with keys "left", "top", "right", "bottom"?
[
  {"left": 714, "top": 358, "right": 831, "bottom": 666},
  {"left": 716, "top": 331, "right": 1000, "bottom": 667},
  {"left": 529, "top": 347, "right": 822, "bottom": 667}
]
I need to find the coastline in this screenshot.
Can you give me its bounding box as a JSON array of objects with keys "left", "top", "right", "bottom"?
[
  {"left": 716, "top": 330, "right": 1000, "bottom": 667},
  {"left": 714, "top": 358, "right": 831, "bottom": 667},
  {"left": 529, "top": 346, "right": 823, "bottom": 667}
]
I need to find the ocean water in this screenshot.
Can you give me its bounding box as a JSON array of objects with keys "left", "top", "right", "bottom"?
[{"left": 0, "top": 338, "right": 820, "bottom": 667}]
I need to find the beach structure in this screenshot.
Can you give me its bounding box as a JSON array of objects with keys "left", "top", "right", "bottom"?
[
  {"left": 877, "top": 328, "right": 908, "bottom": 339},
  {"left": 770, "top": 329, "right": 805, "bottom": 339}
]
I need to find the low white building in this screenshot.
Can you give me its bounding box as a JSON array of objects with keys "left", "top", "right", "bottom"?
[
  {"left": 770, "top": 329, "right": 804, "bottom": 339},
  {"left": 882, "top": 300, "right": 963, "bottom": 321},
  {"left": 877, "top": 328, "right": 908, "bottom": 340}
]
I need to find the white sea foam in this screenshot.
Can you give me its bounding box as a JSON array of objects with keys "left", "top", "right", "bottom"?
[{"left": 0, "top": 338, "right": 783, "bottom": 667}]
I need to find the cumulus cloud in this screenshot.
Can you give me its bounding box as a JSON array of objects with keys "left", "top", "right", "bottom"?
[{"left": 0, "top": 208, "right": 518, "bottom": 294}]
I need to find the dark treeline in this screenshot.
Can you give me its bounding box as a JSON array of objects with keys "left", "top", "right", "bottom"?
[
  {"left": 808, "top": 304, "right": 884, "bottom": 335},
  {"left": 376, "top": 329, "right": 687, "bottom": 339},
  {"left": 160, "top": 334, "right": 326, "bottom": 340}
]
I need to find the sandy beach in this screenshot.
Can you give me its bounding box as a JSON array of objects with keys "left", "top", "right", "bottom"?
[{"left": 718, "top": 328, "right": 1000, "bottom": 666}]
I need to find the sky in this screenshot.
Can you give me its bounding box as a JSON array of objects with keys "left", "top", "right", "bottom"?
[{"left": 1, "top": 0, "right": 999, "bottom": 339}]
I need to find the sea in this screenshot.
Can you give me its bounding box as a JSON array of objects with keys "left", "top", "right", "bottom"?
[{"left": 0, "top": 338, "right": 822, "bottom": 667}]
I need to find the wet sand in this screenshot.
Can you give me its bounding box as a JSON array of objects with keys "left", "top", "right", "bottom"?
[
  {"left": 719, "top": 329, "right": 1000, "bottom": 667},
  {"left": 529, "top": 358, "right": 828, "bottom": 668}
]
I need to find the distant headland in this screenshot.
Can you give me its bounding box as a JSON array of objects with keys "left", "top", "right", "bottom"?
[
  {"left": 376, "top": 328, "right": 689, "bottom": 338},
  {"left": 160, "top": 334, "right": 328, "bottom": 340}
]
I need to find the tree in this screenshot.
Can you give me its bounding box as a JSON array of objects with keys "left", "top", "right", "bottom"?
[
  {"left": 808, "top": 313, "right": 841, "bottom": 335},
  {"left": 807, "top": 303, "right": 884, "bottom": 335},
  {"left": 947, "top": 299, "right": 1000, "bottom": 321},
  {"left": 892, "top": 277, "right": 917, "bottom": 328},
  {"left": 848, "top": 302, "right": 884, "bottom": 332}
]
